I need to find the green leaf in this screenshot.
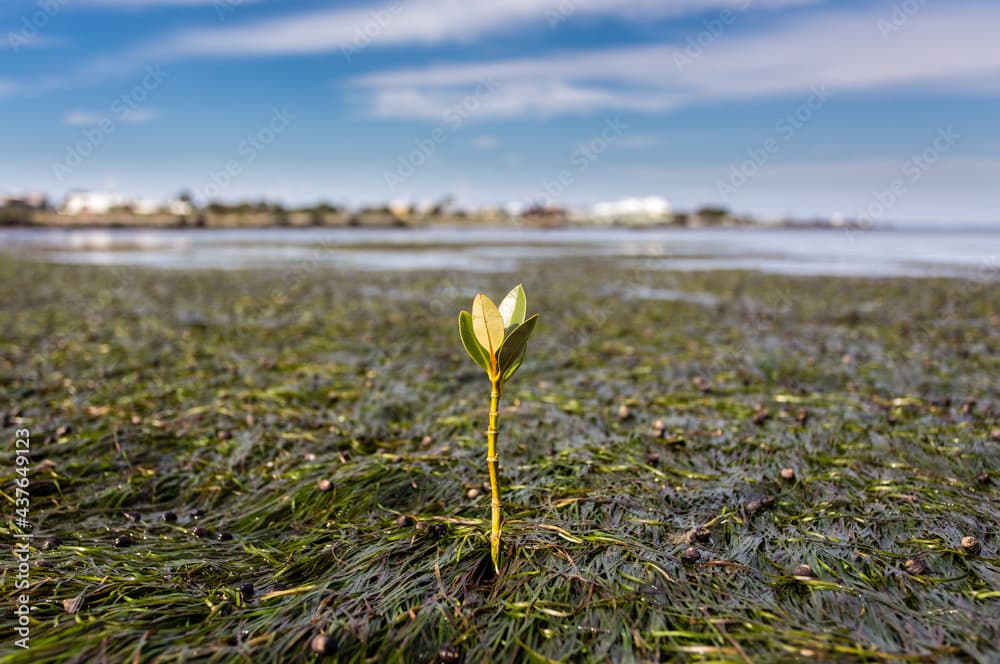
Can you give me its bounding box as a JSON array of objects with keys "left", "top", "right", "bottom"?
[
  {"left": 472, "top": 293, "right": 505, "bottom": 368},
  {"left": 497, "top": 314, "right": 538, "bottom": 382},
  {"left": 498, "top": 284, "right": 527, "bottom": 332},
  {"left": 502, "top": 347, "right": 527, "bottom": 383},
  {"left": 458, "top": 311, "right": 491, "bottom": 374}
]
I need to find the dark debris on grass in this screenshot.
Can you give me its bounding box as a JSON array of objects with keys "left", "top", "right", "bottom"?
[{"left": 0, "top": 255, "right": 998, "bottom": 663}]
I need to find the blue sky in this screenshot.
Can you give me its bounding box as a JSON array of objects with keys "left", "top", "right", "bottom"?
[{"left": 1, "top": 0, "right": 999, "bottom": 224}]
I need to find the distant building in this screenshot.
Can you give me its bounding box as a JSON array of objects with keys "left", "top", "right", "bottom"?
[
  {"left": 0, "top": 192, "right": 49, "bottom": 210},
  {"left": 590, "top": 196, "right": 672, "bottom": 224},
  {"left": 63, "top": 191, "right": 129, "bottom": 215},
  {"left": 520, "top": 203, "right": 568, "bottom": 226}
]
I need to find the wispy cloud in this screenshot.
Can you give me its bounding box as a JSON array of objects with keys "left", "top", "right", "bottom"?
[
  {"left": 0, "top": 80, "right": 15, "bottom": 96},
  {"left": 471, "top": 135, "right": 499, "bottom": 150},
  {"left": 616, "top": 133, "right": 667, "bottom": 150},
  {"left": 347, "top": 2, "right": 1000, "bottom": 118},
  {"left": 63, "top": 108, "right": 157, "bottom": 126},
  {"left": 150, "top": 0, "right": 817, "bottom": 57},
  {"left": 63, "top": 110, "right": 106, "bottom": 127},
  {"left": 120, "top": 108, "right": 157, "bottom": 124},
  {"left": 79, "top": 0, "right": 254, "bottom": 6}
]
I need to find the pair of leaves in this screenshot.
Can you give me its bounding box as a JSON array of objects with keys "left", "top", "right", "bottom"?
[{"left": 459, "top": 284, "right": 538, "bottom": 385}]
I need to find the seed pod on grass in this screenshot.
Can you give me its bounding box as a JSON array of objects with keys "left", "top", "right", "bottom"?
[
  {"left": 311, "top": 633, "right": 336, "bottom": 655},
  {"left": 682, "top": 547, "right": 701, "bottom": 564},
  {"left": 961, "top": 536, "right": 981, "bottom": 555},
  {"left": 792, "top": 564, "right": 816, "bottom": 578},
  {"left": 63, "top": 595, "right": 86, "bottom": 614},
  {"left": 686, "top": 527, "right": 711, "bottom": 544}
]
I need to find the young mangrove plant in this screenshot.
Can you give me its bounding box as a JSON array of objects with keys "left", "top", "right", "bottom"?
[{"left": 458, "top": 284, "right": 539, "bottom": 573}]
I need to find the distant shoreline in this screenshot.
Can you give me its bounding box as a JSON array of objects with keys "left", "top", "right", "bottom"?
[
  {"left": 0, "top": 216, "right": 870, "bottom": 233},
  {"left": 0, "top": 203, "right": 873, "bottom": 232}
]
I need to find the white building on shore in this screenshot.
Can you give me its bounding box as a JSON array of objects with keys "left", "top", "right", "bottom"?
[
  {"left": 589, "top": 196, "right": 672, "bottom": 224},
  {"left": 62, "top": 191, "right": 129, "bottom": 215}
]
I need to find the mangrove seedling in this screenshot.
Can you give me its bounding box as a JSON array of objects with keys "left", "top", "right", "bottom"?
[{"left": 458, "top": 284, "right": 539, "bottom": 573}]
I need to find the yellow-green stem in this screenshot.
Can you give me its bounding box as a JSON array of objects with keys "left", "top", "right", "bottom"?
[{"left": 487, "top": 378, "right": 502, "bottom": 573}]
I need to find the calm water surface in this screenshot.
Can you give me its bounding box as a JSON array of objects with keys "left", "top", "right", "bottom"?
[{"left": 1, "top": 226, "right": 997, "bottom": 280}]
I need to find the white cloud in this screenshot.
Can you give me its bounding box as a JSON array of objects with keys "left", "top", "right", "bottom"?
[
  {"left": 471, "top": 135, "right": 499, "bottom": 150},
  {"left": 120, "top": 108, "right": 158, "bottom": 124},
  {"left": 616, "top": 133, "right": 667, "bottom": 149},
  {"left": 5, "top": 0, "right": 817, "bottom": 95},
  {"left": 80, "top": 0, "right": 255, "bottom": 6},
  {"left": 63, "top": 110, "right": 106, "bottom": 127},
  {"left": 63, "top": 108, "right": 157, "bottom": 126},
  {"left": 151, "top": 0, "right": 818, "bottom": 57},
  {"left": 347, "top": 2, "right": 1000, "bottom": 118}
]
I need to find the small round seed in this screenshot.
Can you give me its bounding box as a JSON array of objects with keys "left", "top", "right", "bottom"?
[
  {"left": 317, "top": 479, "right": 333, "bottom": 492},
  {"left": 114, "top": 535, "right": 132, "bottom": 548},
  {"left": 780, "top": 467, "right": 796, "bottom": 481},
  {"left": 216, "top": 531, "right": 234, "bottom": 542},
  {"left": 396, "top": 514, "right": 415, "bottom": 527},
  {"left": 961, "top": 536, "right": 981, "bottom": 555},
  {"left": 792, "top": 564, "right": 816, "bottom": 578},
  {"left": 465, "top": 488, "right": 480, "bottom": 499},
  {"left": 311, "top": 633, "right": 336, "bottom": 655},
  {"left": 904, "top": 558, "right": 928, "bottom": 575},
  {"left": 191, "top": 526, "right": 210, "bottom": 538},
  {"left": 162, "top": 511, "right": 178, "bottom": 523},
  {"left": 686, "top": 527, "right": 711, "bottom": 544},
  {"left": 682, "top": 547, "right": 701, "bottom": 564}
]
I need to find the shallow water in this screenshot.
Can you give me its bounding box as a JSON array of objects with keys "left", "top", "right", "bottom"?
[{"left": 1, "top": 226, "right": 998, "bottom": 279}]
